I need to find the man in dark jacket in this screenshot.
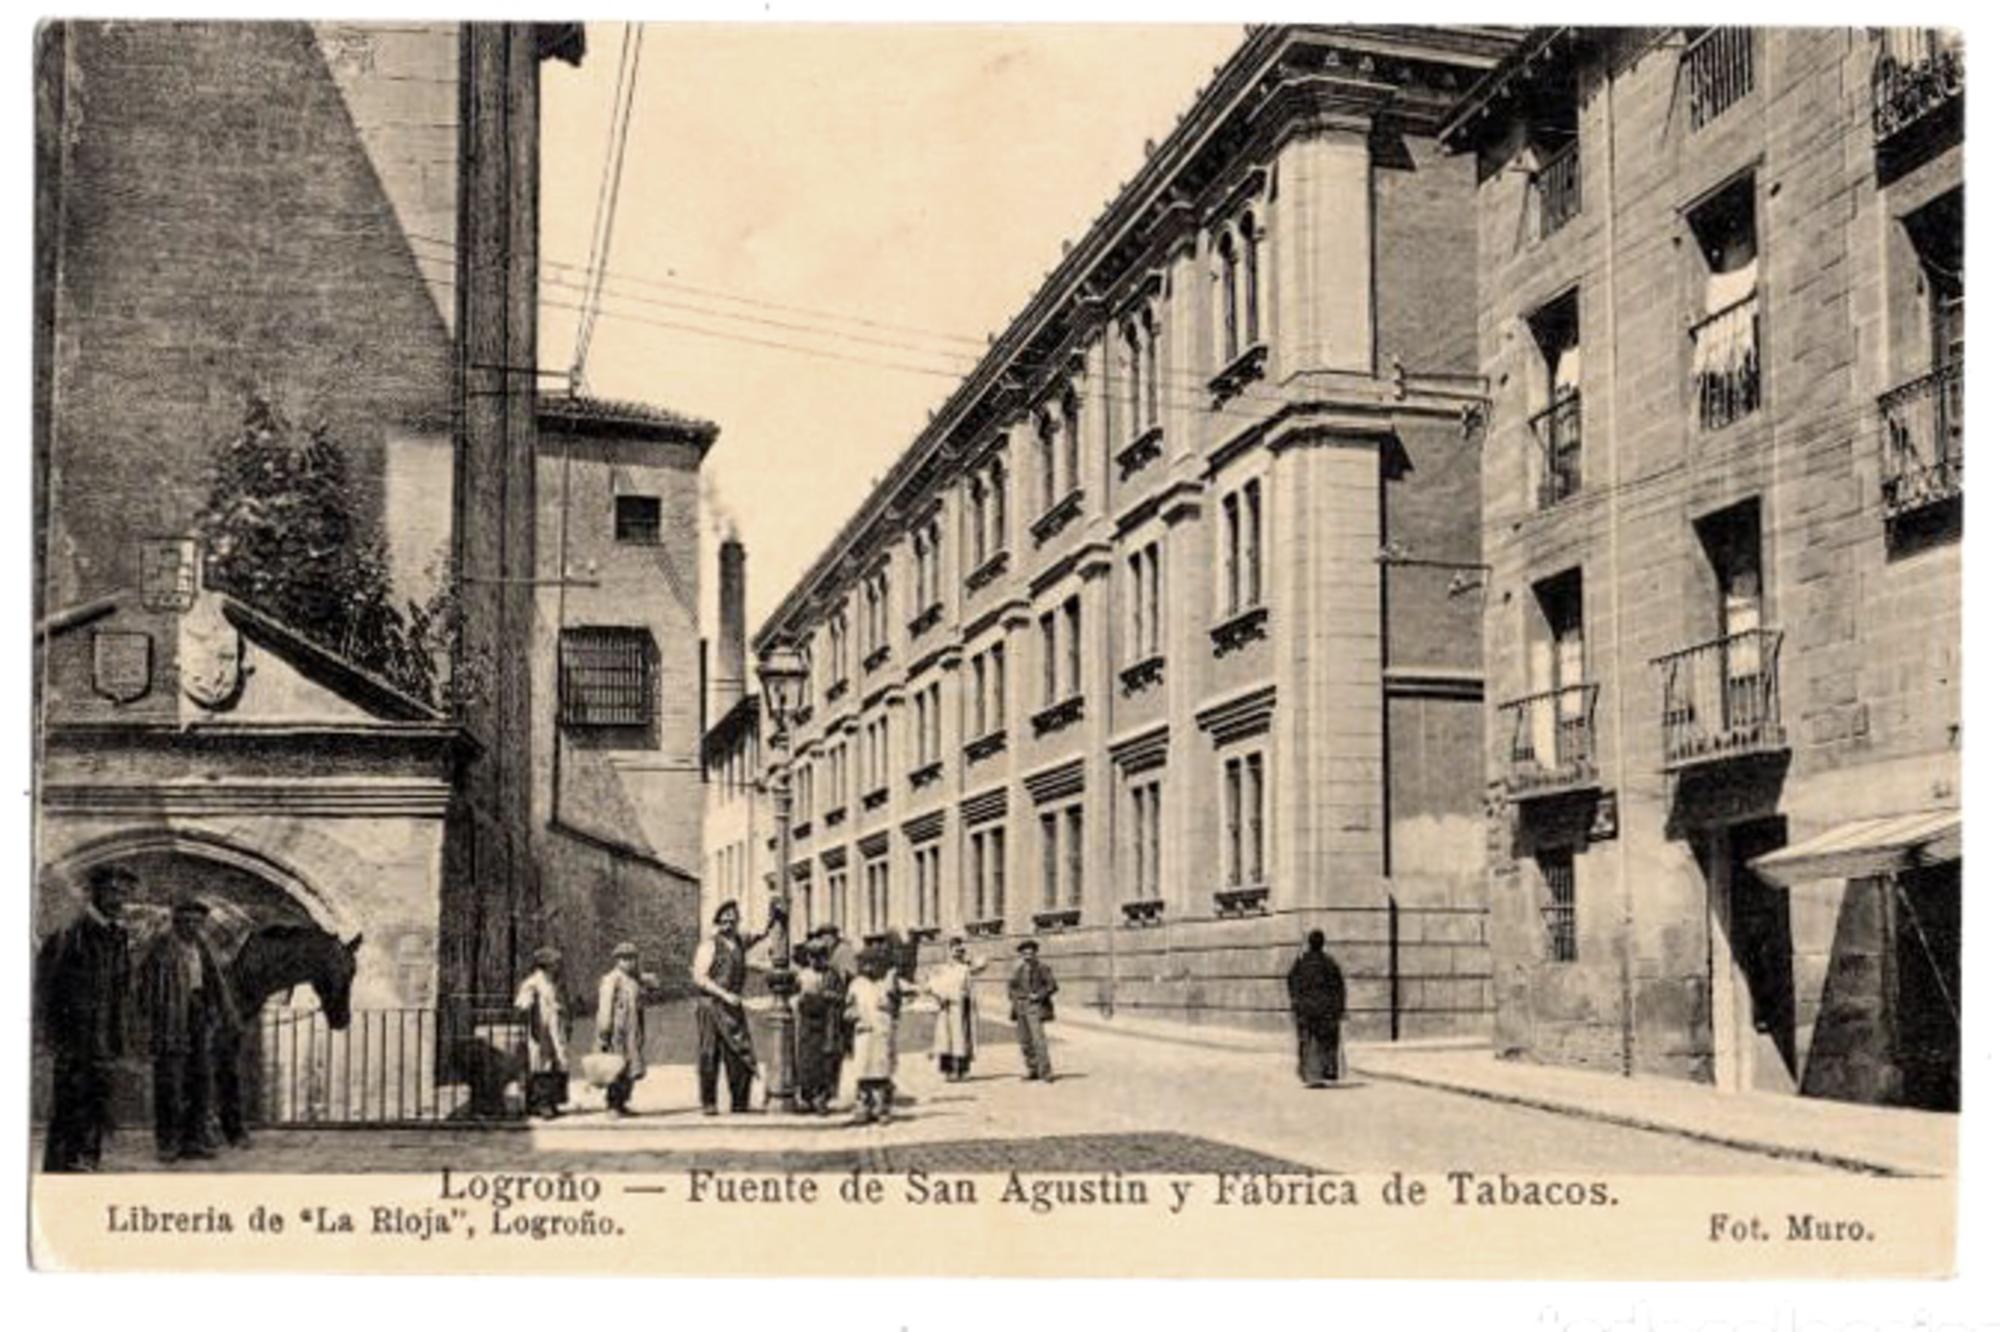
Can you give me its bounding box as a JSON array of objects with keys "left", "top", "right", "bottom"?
[
  {"left": 1286, "top": 929, "right": 1347, "bottom": 1087},
  {"left": 142, "top": 893, "right": 240, "bottom": 1161},
  {"left": 36, "top": 865, "right": 136, "bottom": 1172},
  {"left": 1006, "top": 940, "right": 1059, "bottom": 1082}
]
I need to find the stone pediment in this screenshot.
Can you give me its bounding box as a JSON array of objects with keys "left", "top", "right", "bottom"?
[{"left": 37, "top": 590, "right": 444, "bottom": 730}]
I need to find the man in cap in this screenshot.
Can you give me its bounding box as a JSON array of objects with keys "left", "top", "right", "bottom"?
[
  {"left": 36, "top": 864, "right": 136, "bottom": 1172},
  {"left": 689, "top": 899, "right": 783, "bottom": 1114},
  {"left": 141, "top": 892, "right": 238, "bottom": 1162},
  {"left": 514, "top": 946, "right": 569, "bottom": 1119},
  {"left": 595, "top": 942, "right": 647, "bottom": 1116},
  {"left": 1006, "top": 939, "right": 1059, "bottom": 1083}
]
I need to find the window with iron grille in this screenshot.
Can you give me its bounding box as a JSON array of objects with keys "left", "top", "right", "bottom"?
[
  {"left": 559, "top": 627, "right": 655, "bottom": 727},
  {"left": 1538, "top": 847, "right": 1578, "bottom": 963},
  {"left": 614, "top": 494, "right": 661, "bottom": 544},
  {"left": 1684, "top": 27, "right": 1755, "bottom": 131}
]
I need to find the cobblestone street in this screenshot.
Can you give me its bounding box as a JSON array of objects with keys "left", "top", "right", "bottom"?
[{"left": 43, "top": 1011, "right": 1833, "bottom": 1176}]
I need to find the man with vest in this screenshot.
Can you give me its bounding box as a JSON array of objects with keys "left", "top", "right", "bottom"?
[{"left": 689, "top": 899, "right": 783, "bottom": 1115}]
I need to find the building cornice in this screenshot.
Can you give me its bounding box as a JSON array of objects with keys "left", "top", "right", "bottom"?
[
  {"left": 754, "top": 25, "right": 1514, "bottom": 654},
  {"left": 41, "top": 779, "right": 452, "bottom": 819}
]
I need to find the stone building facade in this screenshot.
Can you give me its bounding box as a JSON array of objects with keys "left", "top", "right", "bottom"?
[
  {"left": 34, "top": 24, "right": 708, "bottom": 1036},
  {"left": 749, "top": 25, "right": 1518, "bottom": 1038},
  {"left": 531, "top": 396, "right": 715, "bottom": 994},
  {"left": 1449, "top": 28, "right": 1961, "bottom": 1106},
  {"left": 34, "top": 21, "right": 522, "bottom": 1016}
]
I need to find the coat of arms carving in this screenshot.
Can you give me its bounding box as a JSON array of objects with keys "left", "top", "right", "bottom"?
[
  {"left": 178, "top": 592, "right": 245, "bottom": 710},
  {"left": 90, "top": 630, "right": 152, "bottom": 704}
]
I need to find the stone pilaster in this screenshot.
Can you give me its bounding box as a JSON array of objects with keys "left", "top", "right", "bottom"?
[{"left": 1272, "top": 121, "right": 1376, "bottom": 379}]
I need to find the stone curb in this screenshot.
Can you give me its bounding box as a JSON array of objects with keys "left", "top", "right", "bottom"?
[{"left": 1346, "top": 1060, "right": 1934, "bottom": 1180}]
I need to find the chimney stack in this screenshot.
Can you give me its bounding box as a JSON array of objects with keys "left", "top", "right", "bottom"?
[{"left": 714, "top": 537, "right": 747, "bottom": 719}]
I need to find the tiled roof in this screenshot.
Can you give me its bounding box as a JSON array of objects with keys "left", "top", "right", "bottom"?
[{"left": 538, "top": 393, "right": 719, "bottom": 446}]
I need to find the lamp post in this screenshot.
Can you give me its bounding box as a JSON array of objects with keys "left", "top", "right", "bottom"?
[{"left": 756, "top": 641, "right": 809, "bottom": 1112}]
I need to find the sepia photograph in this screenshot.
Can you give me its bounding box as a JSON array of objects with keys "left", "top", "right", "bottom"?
[{"left": 25, "top": 15, "right": 1968, "bottom": 1278}]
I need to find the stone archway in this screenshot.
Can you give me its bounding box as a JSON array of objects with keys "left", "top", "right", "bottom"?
[{"left": 43, "top": 827, "right": 361, "bottom": 949}]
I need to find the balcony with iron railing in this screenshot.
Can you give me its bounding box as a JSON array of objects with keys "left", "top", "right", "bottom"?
[
  {"left": 1652, "top": 628, "right": 1786, "bottom": 770},
  {"left": 1873, "top": 29, "right": 1964, "bottom": 142},
  {"left": 1535, "top": 140, "right": 1582, "bottom": 239},
  {"left": 1531, "top": 393, "right": 1583, "bottom": 508},
  {"left": 1500, "top": 683, "right": 1599, "bottom": 798},
  {"left": 1689, "top": 294, "right": 1760, "bottom": 431},
  {"left": 1685, "top": 27, "right": 1755, "bottom": 131},
  {"left": 1879, "top": 360, "right": 1963, "bottom": 519}
]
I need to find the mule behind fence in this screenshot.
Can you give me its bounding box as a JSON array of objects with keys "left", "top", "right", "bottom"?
[{"left": 255, "top": 1004, "right": 532, "bottom": 1127}]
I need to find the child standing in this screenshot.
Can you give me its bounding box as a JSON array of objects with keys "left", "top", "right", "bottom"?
[{"left": 843, "top": 945, "right": 912, "bottom": 1124}]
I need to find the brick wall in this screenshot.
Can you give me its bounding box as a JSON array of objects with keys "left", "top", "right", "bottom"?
[{"left": 43, "top": 21, "right": 458, "bottom": 612}]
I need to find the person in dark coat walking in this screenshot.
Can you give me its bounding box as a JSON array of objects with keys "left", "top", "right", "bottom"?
[
  {"left": 1286, "top": 929, "right": 1347, "bottom": 1087},
  {"left": 141, "top": 893, "right": 239, "bottom": 1161},
  {"left": 1006, "top": 940, "right": 1059, "bottom": 1082},
  {"left": 36, "top": 864, "right": 136, "bottom": 1172}
]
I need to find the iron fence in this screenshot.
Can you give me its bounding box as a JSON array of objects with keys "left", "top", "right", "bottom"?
[{"left": 255, "top": 1004, "right": 531, "bottom": 1127}]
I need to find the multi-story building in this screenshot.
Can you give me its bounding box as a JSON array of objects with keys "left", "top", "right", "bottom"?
[
  {"left": 749, "top": 24, "right": 1519, "bottom": 1038},
  {"left": 35, "top": 22, "right": 713, "bottom": 1023},
  {"left": 532, "top": 395, "right": 715, "bottom": 992},
  {"left": 35, "top": 21, "right": 576, "bottom": 1015},
  {"left": 1448, "top": 27, "right": 1961, "bottom": 1107}
]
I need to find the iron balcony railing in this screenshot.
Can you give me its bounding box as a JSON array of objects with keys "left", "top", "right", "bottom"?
[
  {"left": 1531, "top": 393, "right": 1583, "bottom": 507},
  {"left": 1686, "top": 27, "right": 1756, "bottom": 131},
  {"left": 1536, "top": 140, "right": 1582, "bottom": 238},
  {"left": 1500, "top": 683, "right": 1599, "bottom": 797},
  {"left": 1689, "top": 293, "right": 1761, "bottom": 431},
  {"left": 1873, "top": 29, "right": 1965, "bottom": 141},
  {"left": 1879, "top": 361, "right": 1963, "bottom": 518},
  {"left": 1653, "top": 627, "right": 1786, "bottom": 770}
]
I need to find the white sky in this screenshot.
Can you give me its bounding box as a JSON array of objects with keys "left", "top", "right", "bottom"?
[{"left": 538, "top": 23, "right": 1241, "bottom": 642}]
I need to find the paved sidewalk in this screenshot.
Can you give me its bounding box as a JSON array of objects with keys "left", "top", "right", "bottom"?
[
  {"left": 1053, "top": 1009, "right": 1956, "bottom": 1179},
  {"left": 1346, "top": 1044, "right": 1957, "bottom": 1179}
]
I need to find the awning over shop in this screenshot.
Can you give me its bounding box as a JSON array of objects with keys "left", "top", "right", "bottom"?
[{"left": 1749, "top": 809, "right": 1960, "bottom": 887}]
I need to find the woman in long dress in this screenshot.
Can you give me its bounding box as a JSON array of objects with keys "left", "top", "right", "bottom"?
[
  {"left": 923, "top": 937, "right": 986, "bottom": 1081},
  {"left": 844, "top": 946, "right": 915, "bottom": 1124},
  {"left": 792, "top": 941, "right": 840, "bottom": 1115}
]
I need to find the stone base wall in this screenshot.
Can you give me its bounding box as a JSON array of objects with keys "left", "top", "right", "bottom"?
[{"left": 935, "top": 898, "right": 1492, "bottom": 1043}]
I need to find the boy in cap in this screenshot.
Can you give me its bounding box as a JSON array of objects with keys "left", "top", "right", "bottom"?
[
  {"left": 595, "top": 942, "right": 646, "bottom": 1116},
  {"left": 1006, "top": 939, "right": 1059, "bottom": 1083},
  {"left": 514, "top": 946, "right": 569, "bottom": 1118}
]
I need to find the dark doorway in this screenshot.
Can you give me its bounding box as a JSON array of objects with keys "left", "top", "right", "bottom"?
[
  {"left": 1725, "top": 818, "right": 1796, "bottom": 1089},
  {"left": 1894, "top": 862, "right": 1960, "bottom": 1110}
]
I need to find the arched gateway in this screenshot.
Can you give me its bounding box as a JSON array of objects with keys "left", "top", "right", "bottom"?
[{"left": 33, "top": 582, "right": 507, "bottom": 1127}]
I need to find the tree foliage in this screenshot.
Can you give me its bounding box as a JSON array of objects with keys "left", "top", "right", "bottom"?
[{"left": 195, "top": 397, "right": 460, "bottom": 709}]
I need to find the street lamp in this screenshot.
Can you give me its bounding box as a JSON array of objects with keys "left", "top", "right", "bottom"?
[{"left": 756, "top": 641, "right": 810, "bottom": 1112}]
